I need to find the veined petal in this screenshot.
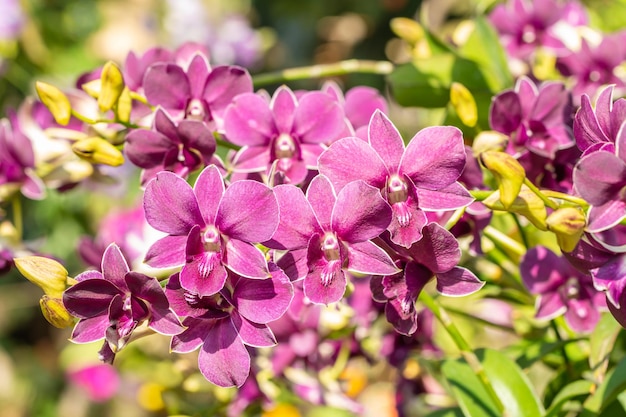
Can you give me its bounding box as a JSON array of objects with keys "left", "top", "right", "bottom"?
[
  {"left": 223, "top": 93, "right": 275, "bottom": 146},
  {"left": 144, "top": 234, "right": 188, "bottom": 268},
  {"left": 415, "top": 182, "right": 474, "bottom": 210},
  {"left": 270, "top": 86, "right": 297, "bottom": 133},
  {"left": 587, "top": 200, "right": 626, "bottom": 233},
  {"left": 203, "top": 65, "right": 253, "bottom": 120},
  {"left": 181, "top": 226, "right": 227, "bottom": 296},
  {"left": 275, "top": 248, "right": 308, "bottom": 281},
  {"left": 574, "top": 151, "right": 626, "bottom": 206},
  {"left": 401, "top": 126, "right": 466, "bottom": 190},
  {"left": 144, "top": 171, "right": 204, "bottom": 235},
  {"left": 346, "top": 241, "right": 399, "bottom": 276},
  {"left": 408, "top": 223, "right": 460, "bottom": 273},
  {"left": 223, "top": 239, "right": 270, "bottom": 279},
  {"left": 593, "top": 255, "right": 626, "bottom": 308},
  {"left": 265, "top": 184, "right": 321, "bottom": 250},
  {"left": 71, "top": 316, "right": 109, "bottom": 343},
  {"left": 436, "top": 266, "right": 484, "bottom": 297},
  {"left": 332, "top": 180, "right": 391, "bottom": 242},
  {"left": 125, "top": 129, "right": 173, "bottom": 168},
  {"left": 293, "top": 92, "right": 345, "bottom": 144},
  {"left": 232, "top": 264, "right": 294, "bottom": 323},
  {"left": 101, "top": 243, "right": 130, "bottom": 290},
  {"left": 143, "top": 64, "right": 190, "bottom": 111},
  {"left": 231, "top": 312, "right": 277, "bottom": 347},
  {"left": 306, "top": 175, "right": 336, "bottom": 230},
  {"left": 198, "top": 318, "right": 250, "bottom": 387},
  {"left": 171, "top": 316, "right": 215, "bottom": 353},
  {"left": 216, "top": 180, "right": 279, "bottom": 242},
  {"left": 193, "top": 165, "right": 225, "bottom": 226},
  {"left": 305, "top": 234, "right": 347, "bottom": 304},
  {"left": 187, "top": 54, "right": 210, "bottom": 98},
  {"left": 63, "top": 279, "right": 120, "bottom": 318},
  {"left": 367, "top": 110, "right": 404, "bottom": 172},
  {"left": 318, "top": 137, "right": 388, "bottom": 192}
]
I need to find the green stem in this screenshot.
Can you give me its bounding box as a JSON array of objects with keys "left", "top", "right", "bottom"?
[
  {"left": 551, "top": 320, "right": 575, "bottom": 378},
  {"left": 469, "top": 189, "right": 493, "bottom": 201},
  {"left": 483, "top": 225, "right": 526, "bottom": 258},
  {"left": 419, "top": 291, "right": 507, "bottom": 416},
  {"left": 510, "top": 213, "right": 529, "bottom": 249},
  {"left": 215, "top": 136, "right": 241, "bottom": 152},
  {"left": 444, "top": 206, "right": 466, "bottom": 231},
  {"left": 541, "top": 190, "right": 589, "bottom": 208},
  {"left": 70, "top": 109, "right": 139, "bottom": 129},
  {"left": 523, "top": 178, "right": 558, "bottom": 210},
  {"left": 252, "top": 59, "right": 394, "bottom": 87},
  {"left": 11, "top": 195, "right": 22, "bottom": 240}
]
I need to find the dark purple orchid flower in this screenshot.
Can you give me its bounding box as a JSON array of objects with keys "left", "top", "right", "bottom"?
[
  {"left": 521, "top": 245, "right": 606, "bottom": 333},
  {"left": 574, "top": 84, "right": 626, "bottom": 156},
  {"left": 223, "top": 85, "right": 346, "bottom": 185},
  {"left": 318, "top": 110, "right": 472, "bottom": 248},
  {"left": 265, "top": 175, "right": 398, "bottom": 305},
  {"left": 573, "top": 120, "right": 626, "bottom": 232},
  {"left": 125, "top": 108, "right": 216, "bottom": 183},
  {"left": 489, "top": 0, "right": 587, "bottom": 62},
  {"left": 143, "top": 165, "right": 279, "bottom": 297},
  {"left": 490, "top": 76, "right": 574, "bottom": 159},
  {"left": 143, "top": 49, "right": 252, "bottom": 129},
  {"left": 0, "top": 117, "right": 45, "bottom": 201},
  {"left": 371, "top": 223, "right": 484, "bottom": 335},
  {"left": 166, "top": 264, "right": 293, "bottom": 387},
  {"left": 557, "top": 32, "right": 626, "bottom": 101},
  {"left": 63, "top": 243, "right": 184, "bottom": 363}
]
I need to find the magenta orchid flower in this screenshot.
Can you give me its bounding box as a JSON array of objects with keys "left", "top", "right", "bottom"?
[
  {"left": 63, "top": 243, "right": 184, "bottom": 363},
  {"left": 125, "top": 108, "right": 216, "bottom": 183},
  {"left": 223, "top": 85, "right": 346, "bottom": 185},
  {"left": 143, "top": 165, "right": 279, "bottom": 297},
  {"left": 371, "top": 224, "right": 484, "bottom": 335},
  {"left": 318, "top": 109, "right": 472, "bottom": 248},
  {"left": 521, "top": 245, "right": 606, "bottom": 333},
  {"left": 265, "top": 174, "right": 398, "bottom": 305},
  {"left": 166, "top": 264, "right": 293, "bottom": 387}
]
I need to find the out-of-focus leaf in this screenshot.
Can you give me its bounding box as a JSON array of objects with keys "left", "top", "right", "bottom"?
[
  {"left": 442, "top": 358, "right": 500, "bottom": 417},
  {"left": 545, "top": 380, "right": 594, "bottom": 417},
  {"left": 581, "top": 356, "right": 626, "bottom": 416},
  {"left": 458, "top": 15, "right": 513, "bottom": 92},
  {"left": 589, "top": 313, "right": 622, "bottom": 384},
  {"left": 512, "top": 338, "right": 582, "bottom": 369},
  {"left": 424, "top": 408, "right": 465, "bottom": 417}
]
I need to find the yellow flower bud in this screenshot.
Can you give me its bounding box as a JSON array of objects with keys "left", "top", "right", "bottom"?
[
  {"left": 262, "top": 403, "right": 301, "bottom": 417},
  {"left": 72, "top": 137, "right": 125, "bottom": 167},
  {"left": 81, "top": 79, "right": 101, "bottom": 98},
  {"left": 115, "top": 87, "right": 132, "bottom": 123},
  {"left": 483, "top": 186, "right": 547, "bottom": 230},
  {"left": 472, "top": 130, "right": 508, "bottom": 155},
  {"left": 450, "top": 82, "right": 478, "bottom": 127},
  {"left": 546, "top": 207, "right": 586, "bottom": 252},
  {"left": 39, "top": 295, "right": 74, "bottom": 328},
  {"left": 390, "top": 17, "right": 425, "bottom": 44},
  {"left": 35, "top": 81, "right": 72, "bottom": 126},
  {"left": 480, "top": 151, "right": 526, "bottom": 209},
  {"left": 14, "top": 256, "right": 68, "bottom": 297},
  {"left": 98, "top": 61, "right": 125, "bottom": 113}
]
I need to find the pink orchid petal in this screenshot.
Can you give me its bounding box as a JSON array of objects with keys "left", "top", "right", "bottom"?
[
  {"left": 143, "top": 64, "right": 190, "bottom": 111},
  {"left": 415, "top": 182, "right": 474, "bottom": 210},
  {"left": 144, "top": 235, "right": 188, "bottom": 268},
  {"left": 346, "top": 88, "right": 388, "bottom": 130},
  {"left": 535, "top": 292, "right": 567, "bottom": 320},
  {"left": 181, "top": 227, "right": 227, "bottom": 296},
  {"left": 436, "top": 266, "right": 485, "bottom": 297},
  {"left": 223, "top": 93, "right": 275, "bottom": 146},
  {"left": 71, "top": 316, "right": 109, "bottom": 343},
  {"left": 270, "top": 86, "right": 297, "bottom": 133},
  {"left": 223, "top": 238, "right": 270, "bottom": 279},
  {"left": 198, "top": 318, "right": 250, "bottom": 387},
  {"left": 587, "top": 200, "right": 626, "bottom": 233},
  {"left": 63, "top": 279, "right": 120, "bottom": 318},
  {"left": 409, "top": 223, "right": 461, "bottom": 272},
  {"left": 367, "top": 110, "right": 404, "bottom": 173},
  {"left": 193, "top": 165, "right": 225, "bottom": 226},
  {"left": 293, "top": 92, "right": 345, "bottom": 144},
  {"left": 574, "top": 151, "right": 626, "bottom": 206},
  {"left": 346, "top": 241, "right": 399, "bottom": 276},
  {"left": 231, "top": 312, "right": 277, "bottom": 347},
  {"left": 306, "top": 175, "right": 336, "bottom": 230},
  {"left": 171, "top": 317, "right": 216, "bottom": 353},
  {"left": 187, "top": 54, "right": 211, "bottom": 98},
  {"left": 101, "top": 243, "right": 130, "bottom": 290},
  {"left": 203, "top": 65, "right": 253, "bottom": 120}
]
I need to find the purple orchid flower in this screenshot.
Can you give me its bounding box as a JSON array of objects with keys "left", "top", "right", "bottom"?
[
  {"left": 521, "top": 245, "right": 606, "bottom": 333},
  {"left": 143, "top": 165, "right": 279, "bottom": 297},
  {"left": 489, "top": 76, "right": 574, "bottom": 159},
  {"left": 143, "top": 48, "right": 252, "bottom": 129},
  {"left": 123, "top": 47, "right": 175, "bottom": 92},
  {"left": 0, "top": 0, "right": 24, "bottom": 41},
  {"left": 166, "top": 264, "right": 293, "bottom": 387},
  {"left": 265, "top": 175, "right": 398, "bottom": 305},
  {"left": 573, "top": 120, "right": 626, "bottom": 232},
  {"left": 557, "top": 32, "right": 626, "bottom": 101},
  {"left": 63, "top": 243, "right": 184, "bottom": 363},
  {"left": 574, "top": 84, "right": 626, "bottom": 156},
  {"left": 489, "top": 0, "right": 587, "bottom": 62},
  {"left": 223, "top": 85, "right": 346, "bottom": 185},
  {"left": 318, "top": 110, "right": 472, "bottom": 248},
  {"left": 0, "top": 117, "right": 45, "bottom": 201},
  {"left": 125, "top": 108, "right": 216, "bottom": 183},
  {"left": 371, "top": 224, "right": 484, "bottom": 335}
]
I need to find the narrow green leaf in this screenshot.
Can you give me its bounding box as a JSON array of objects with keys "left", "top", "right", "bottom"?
[
  {"left": 589, "top": 313, "right": 622, "bottom": 383},
  {"left": 545, "top": 380, "right": 594, "bottom": 417},
  {"left": 425, "top": 408, "right": 465, "bottom": 417},
  {"left": 441, "top": 358, "right": 500, "bottom": 417},
  {"left": 581, "top": 356, "right": 626, "bottom": 416}
]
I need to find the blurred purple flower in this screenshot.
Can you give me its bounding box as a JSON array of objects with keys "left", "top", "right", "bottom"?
[
  {"left": 223, "top": 85, "right": 346, "bottom": 185},
  {"left": 63, "top": 244, "right": 184, "bottom": 363},
  {"left": 490, "top": 76, "right": 574, "bottom": 159},
  {"left": 371, "top": 224, "right": 484, "bottom": 335},
  {"left": 0, "top": 0, "right": 24, "bottom": 40},
  {"left": 125, "top": 108, "right": 216, "bottom": 183},
  {"left": 143, "top": 165, "right": 279, "bottom": 297},
  {"left": 166, "top": 264, "right": 293, "bottom": 387},
  {"left": 265, "top": 175, "right": 398, "bottom": 304},
  {"left": 521, "top": 245, "right": 606, "bottom": 333},
  {"left": 319, "top": 110, "right": 472, "bottom": 248},
  {"left": 67, "top": 363, "right": 120, "bottom": 402}
]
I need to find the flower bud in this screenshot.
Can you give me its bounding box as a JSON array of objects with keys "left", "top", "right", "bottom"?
[
  {"left": 40, "top": 295, "right": 74, "bottom": 328},
  {"left": 480, "top": 151, "right": 526, "bottom": 209},
  {"left": 450, "top": 82, "right": 477, "bottom": 127},
  {"left": 546, "top": 207, "right": 586, "bottom": 252},
  {"left": 35, "top": 81, "right": 72, "bottom": 126},
  {"left": 81, "top": 79, "right": 101, "bottom": 98},
  {"left": 115, "top": 87, "right": 132, "bottom": 123},
  {"left": 472, "top": 130, "right": 508, "bottom": 155},
  {"left": 98, "top": 61, "right": 125, "bottom": 113},
  {"left": 14, "top": 256, "right": 68, "bottom": 297},
  {"left": 483, "top": 186, "right": 547, "bottom": 230},
  {"left": 390, "top": 17, "right": 425, "bottom": 44},
  {"left": 72, "top": 137, "right": 125, "bottom": 166}
]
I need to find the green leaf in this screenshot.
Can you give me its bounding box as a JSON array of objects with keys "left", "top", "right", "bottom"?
[
  {"left": 425, "top": 408, "right": 465, "bottom": 417},
  {"left": 442, "top": 358, "right": 500, "bottom": 417},
  {"left": 589, "top": 313, "right": 622, "bottom": 383},
  {"left": 545, "top": 380, "right": 594, "bottom": 417},
  {"left": 581, "top": 356, "right": 626, "bottom": 416},
  {"left": 458, "top": 15, "right": 513, "bottom": 92}
]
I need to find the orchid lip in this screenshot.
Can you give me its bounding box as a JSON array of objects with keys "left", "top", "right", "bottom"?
[
  {"left": 186, "top": 98, "right": 208, "bottom": 121},
  {"left": 274, "top": 133, "right": 296, "bottom": 159},
  {"left": 387, "top": 174, "right": 408, "bottom": 204}
]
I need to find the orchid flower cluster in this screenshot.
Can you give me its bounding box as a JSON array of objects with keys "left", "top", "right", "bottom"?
[{"left": 4, "top": 0, "right": 626, "bottom": 415}]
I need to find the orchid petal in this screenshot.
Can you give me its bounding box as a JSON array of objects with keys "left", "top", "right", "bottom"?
[
  {"left": 223, "top": 93, "right": 275, "bottom": 146},
  {"left": 436, "top": 266, "right": 485, "bottom": 297},
  {"left": 101, "top": 243, "right": 130, "bottom": 290},
  {"left": 198, "top": 318, "right": 250, "bottom": 387},
  {"left": 367, "top": 110, "right": 404, "bottom": 172},
  {"left": 171, "top": 317, "right": 215, "bottom": 353},
  {"left": 223, "top": 238, "right": 270, "bottom": 279},
  {"left": 270, "top": 86, "right": 297, "bottom": 133},
  {"left": 193, "top": 165, "right": 225, "bottom": 226},
  {"left": 143, "top": 64, "right": 190, "bottom": 111},
  {"left": 231, "top": 312, "right": 276, "bottom": 347},
  {"left": 144, "top": 234, "right": 188, "bottom": 268},
  {"left": 306, "top": 175, "right": 336, "bottom": 230},
  {"left": 346, "top": 241, "right": 399, "bottom": 276},
  {"left": 293, "top": 92, "right": 345, "bottom": 144},
  {"left": 63, "top": 279, "right": 120, "bottom": 318},
  {"left": 71, "top": 316, "right": 109, "bottom": 343}
]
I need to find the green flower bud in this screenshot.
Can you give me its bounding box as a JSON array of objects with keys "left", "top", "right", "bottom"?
[
  {"left": 14, "top": 256, "right": 68, "bottom": 298},
  {"left": 546, "top": 207, "right": 586, "bottom": 252},
  {"left": 98, "top": 61, "right": 125, "bottom": 113},
  {"left": 72, "top": 137, "right": 125, "bottom": 167},
  {"left": 39, "top": 295, "right": 74, "bottom": 328},
  {"left": 35, "top": 81, "right": 72, "bottom": 126},
  {"left": 483, "top": 186, "right": 548, "bottom": 230},
  {"left": 450, "top": 82, "right": 477, "bottom": 127},
  {"left": 472, "top": 130, "right": 508, "bottom": 155},
  {"left": 480, "top": 151, "right": 526, "bottom": 209}
]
